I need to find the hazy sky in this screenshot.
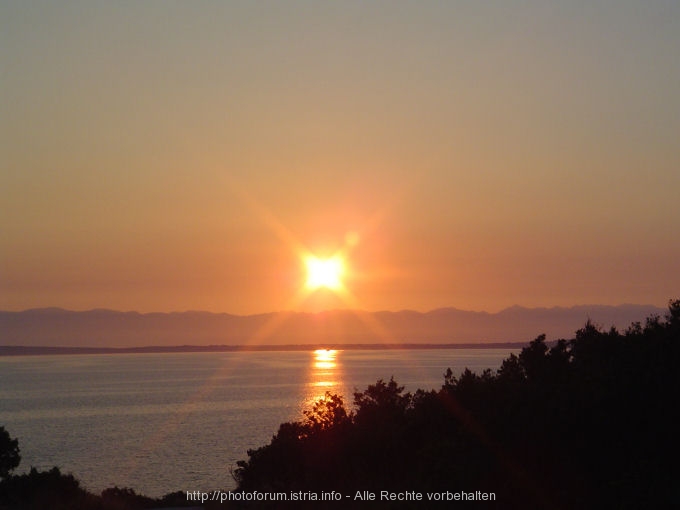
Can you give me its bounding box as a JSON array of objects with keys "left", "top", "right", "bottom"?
[{"left": 2, "top": 1, "right": 679, "bottom": 314}]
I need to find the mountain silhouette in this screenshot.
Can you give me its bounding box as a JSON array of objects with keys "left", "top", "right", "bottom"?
[{"left": 0, "top": 304, "right": 664, "bottom": 349}]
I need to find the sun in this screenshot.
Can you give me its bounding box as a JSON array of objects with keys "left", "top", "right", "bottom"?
[{"left": 304, "top": 255, "right": 345, "bottom": 291}]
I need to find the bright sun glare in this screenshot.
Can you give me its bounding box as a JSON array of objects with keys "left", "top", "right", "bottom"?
[{"left": 305, "top": 255, "right": 345, "bottom": 291}]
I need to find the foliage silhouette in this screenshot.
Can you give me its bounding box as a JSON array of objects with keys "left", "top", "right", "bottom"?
[
  {"left": 0, "top": 427, "right": 20, "bottom": 480},
  {"left": 234, "top": 299, "right": 680, "bottom": 509},
  {"left": 0, "top": 466, "right": 95, "bottom": 510}
]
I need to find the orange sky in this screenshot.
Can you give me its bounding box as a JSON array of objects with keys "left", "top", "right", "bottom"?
[{"left": 1, "top": 2, "right": 679, "bottom": 314}]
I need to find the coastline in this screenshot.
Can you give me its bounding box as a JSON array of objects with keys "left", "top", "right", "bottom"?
[{"left": 0, "top": 342, "right": 528, "bottom": 357}]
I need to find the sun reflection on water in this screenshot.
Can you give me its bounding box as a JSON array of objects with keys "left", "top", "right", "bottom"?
[
  {"left": 303, "top": 349, "right": 343, "bottom": 411},
  {"left": 314, "top": 348, "right": 337, "bottom": 370}
]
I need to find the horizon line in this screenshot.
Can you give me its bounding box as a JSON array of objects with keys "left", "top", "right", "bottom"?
[{"left": 1, "top": 301, "right": 669, "bottom": 317}]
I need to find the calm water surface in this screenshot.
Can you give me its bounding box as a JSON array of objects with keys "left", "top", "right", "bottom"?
[{"left": 0, "top": 349, "right": 517, "bottom": 497}]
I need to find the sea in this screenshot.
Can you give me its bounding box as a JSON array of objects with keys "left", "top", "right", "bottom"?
[{"left": 0, "top": 348, "right": 518, "bottom": 497}]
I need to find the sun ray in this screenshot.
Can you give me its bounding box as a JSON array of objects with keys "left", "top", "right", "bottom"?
[{"left": 222, "top": 174, "right": 416, "bottom": 347}]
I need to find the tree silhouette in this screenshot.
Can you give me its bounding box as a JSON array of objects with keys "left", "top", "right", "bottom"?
[
  {"left": 302, "top": 392, "right": 349, "bottom": 434},
  {"left": 0, "top": 426, "right": 20, "bottom": 480},
  {"left": 234, "top": 300, "right": 680, "bottom": 509}
]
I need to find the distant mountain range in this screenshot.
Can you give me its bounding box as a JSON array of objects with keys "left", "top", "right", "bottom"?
[{"left": 0, "top": 304, "right": 667, "bottom": 349}]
